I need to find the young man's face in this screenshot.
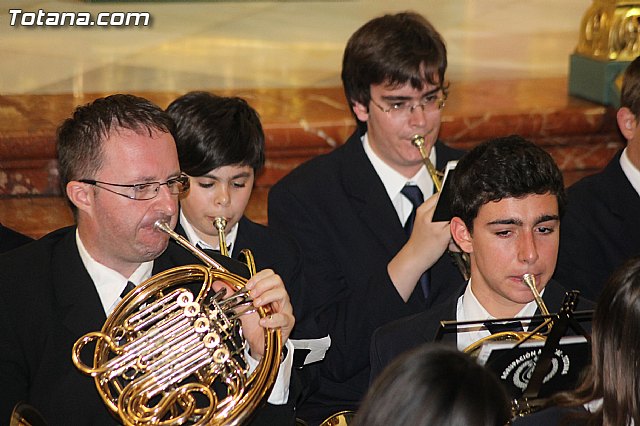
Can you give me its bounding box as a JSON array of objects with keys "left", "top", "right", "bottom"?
[
  {"left": 452, "top": 193, "right": 560, "bottom": 318},
  {"left": 74, "top": 128, "right": 181, "bottom": 276},
  {"left": 180, "top": 164, "right": 254, "bottom": 246},
  {"left": 352, "top": 81, "right": 444, "bottom": 178}
]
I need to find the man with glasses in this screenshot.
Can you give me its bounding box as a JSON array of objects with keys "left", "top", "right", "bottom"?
[
  {"left": 0, "top": 94, "right": 296, "bottom": 425},
  {"left": 268, "top": 12, "right": 465, "bottom": 424}
]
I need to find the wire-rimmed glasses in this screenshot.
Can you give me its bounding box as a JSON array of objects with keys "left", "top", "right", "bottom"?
[
  {"left": 370, "top": 91, "right": 447, "bottom": 118},
  {"left": 78, "top": 174, "right": 190, "bottom": 200}
]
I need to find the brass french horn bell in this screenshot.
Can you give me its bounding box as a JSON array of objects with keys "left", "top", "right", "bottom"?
[
  {"left": 71, "top": 219, "right": 281, "bottom": 426},
  {"left": 411, "top": 134, "right": 470, "bottom": 281}
]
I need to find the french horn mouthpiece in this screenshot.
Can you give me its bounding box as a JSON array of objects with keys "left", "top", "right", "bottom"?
[
  {"left": 411, "top": 134, "right": 425, "bottom": 148},
  {"left": 154, "top": 219, "right": 171, "bottom": 233}
]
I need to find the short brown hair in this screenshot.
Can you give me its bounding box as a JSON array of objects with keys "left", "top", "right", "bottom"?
[
  {"left": 57, "top": 94, "right": 174, "bottom": 212},
  {"left": 341, "top": 12, "right": 447, "bottom": 131}
]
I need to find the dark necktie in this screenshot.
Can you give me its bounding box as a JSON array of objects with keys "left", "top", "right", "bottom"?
[
  {"left": 400, "top": 184, "right": 430, "bottom": 300},
  {"left": 120, "top": 281, "right": 136, "bottom": 298},
  {"left": 401, "top": 185, "right": 424, "bottom": 236},
  {"left": 484, "top": 320, "right": 524, "bottom": 334}
]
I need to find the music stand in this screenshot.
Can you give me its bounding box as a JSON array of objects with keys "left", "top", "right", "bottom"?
[{"left": 434, "top": 291, "right": 593, "bottom": 410}]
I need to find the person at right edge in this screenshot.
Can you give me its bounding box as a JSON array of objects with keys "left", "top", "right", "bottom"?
[
  {"left": 554, "top": 55, "right": 640, "bottom": 301},
  {"left": 268, "top": 12, "right": 465, "bottom": 424}
]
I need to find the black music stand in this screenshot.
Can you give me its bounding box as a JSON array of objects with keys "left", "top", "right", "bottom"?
[{"left": 434, "top": 291, "right": 593, "bottom": 406}]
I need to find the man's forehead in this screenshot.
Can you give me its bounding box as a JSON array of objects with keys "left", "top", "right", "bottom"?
[{"left": 99, "top": 128, "right": 178, "bottom": 177}]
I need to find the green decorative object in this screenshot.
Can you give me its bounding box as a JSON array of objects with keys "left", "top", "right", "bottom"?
[
  {"left": 569, "top": 53, "right": 629, "bottom": 107},
  {"left": 568, "top": 0, "right": 640, "bottom": 106}
]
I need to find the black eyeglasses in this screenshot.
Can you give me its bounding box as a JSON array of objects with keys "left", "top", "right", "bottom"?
[{"left": 78, "top": 174, "right": 190, "bottom": 201}]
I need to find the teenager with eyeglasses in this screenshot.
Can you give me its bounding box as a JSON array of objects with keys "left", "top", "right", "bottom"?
[{"left": 268, "top": 12, "right": 465, "bottom": 424}]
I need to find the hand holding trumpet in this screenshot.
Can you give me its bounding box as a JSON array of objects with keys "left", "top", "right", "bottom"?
[{"left": 388, "top": 192, "right": 452, "bottom": 301}]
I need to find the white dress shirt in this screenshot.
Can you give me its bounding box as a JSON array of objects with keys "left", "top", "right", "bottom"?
[
  {"left": 620, "top": 147, "right": 640, "bottom": 198},
  {"left": 362, "top": 133, "right": 435, "bottom": 226},
  {"left": 76, "top": 230, "right": 153, "bottom": 315}
]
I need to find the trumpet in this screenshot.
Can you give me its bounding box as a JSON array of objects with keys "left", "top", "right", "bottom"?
[{"left": 411, "top": 134, "right": 471, "bottom": 281}]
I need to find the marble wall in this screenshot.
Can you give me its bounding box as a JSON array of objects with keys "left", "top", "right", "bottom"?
[{"left": 0, "top": 78, "right": 625, "bottom": 238}]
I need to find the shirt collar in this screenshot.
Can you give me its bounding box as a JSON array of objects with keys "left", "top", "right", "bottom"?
[
  {"left": 179, "top": 209, "right": 238, "bottom": 254},
  {"left": 620, "top": 147, "right": 640, "bottom": 197},
  {"left": 76, "top": 229, "right": 153, "bottom": 315}
]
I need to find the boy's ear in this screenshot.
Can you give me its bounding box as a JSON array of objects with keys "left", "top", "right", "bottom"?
[
  {"left": 451, "top": 217, "right": 473, "bottom": 253},
  {"left": 66, "top": 180, "right": 93, "bottom": 214},
  {"left": 617, "top": 107, "right": 637, "bottom": 140},
  {"left": 352, "top": 100, "right": 370, "bottom": 123}
]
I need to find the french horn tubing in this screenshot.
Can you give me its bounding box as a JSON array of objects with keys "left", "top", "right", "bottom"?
[
  {"left": 72, "top": 219, "right": 281, "bottom": 426},
  {"left": 411, "top": 134, "right": 471, "bottom": 281}
]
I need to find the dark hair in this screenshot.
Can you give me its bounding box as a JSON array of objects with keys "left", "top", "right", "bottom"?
[
  {"left": 353, "top": 345, "right": 511, "bottom": 426},
  {"left": 450, "top": 135, "right": 565, "bottom": 232},
  {"left": 341, "top": 12, "right": 447, "bottom": 132},
  {"left": 166, "top": 91, "right": 265, "bottom": 176},
  {"left": 552, "top": 255, "right": 640, "bottom": 426},
  {"left": 57, "top": 94, "right": 174, "bottom": 196},
  {"left": 621, "top": 56, "right": 640, "bottom": 117}
]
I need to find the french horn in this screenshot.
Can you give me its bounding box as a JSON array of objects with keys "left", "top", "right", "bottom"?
[{"left": 72, "top": 219, "right": 281, "bottom": 426}]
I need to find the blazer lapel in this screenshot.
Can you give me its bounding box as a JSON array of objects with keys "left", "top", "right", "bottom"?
[
  {"left": 233, "top": 217, "right": 252, "bottom": 259},
  {"left": 423, "top": 293, "right": 461, "bottom": 345},
  {"left": 52, "top": 229, "right": 106, "bottom": 337},
  {"left": 340, "top": 134, "right": 406, "bottom": 256}
]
